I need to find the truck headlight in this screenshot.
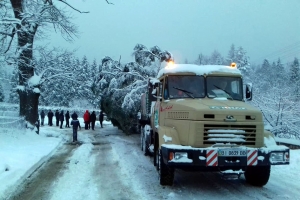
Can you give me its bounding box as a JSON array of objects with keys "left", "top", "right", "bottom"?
[
  {"left": 175, "top": 152, "right": 188, "bottom": 160},
  {"left": 270, "top": 152, "right": 284, "bottom": 163}
]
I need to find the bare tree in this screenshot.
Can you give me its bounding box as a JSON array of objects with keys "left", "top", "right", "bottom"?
[{"left": 0, "top": 0, "right": 87, "bottom": 127}]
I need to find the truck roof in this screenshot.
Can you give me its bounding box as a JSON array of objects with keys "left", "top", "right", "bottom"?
[{"left": 157, "top": 63, "right": 241, "bottom": 78}]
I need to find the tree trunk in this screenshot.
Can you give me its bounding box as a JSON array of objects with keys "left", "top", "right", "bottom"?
[
  {"left": 11, "top": 0, "right": 39, "bottom": 126},
  {"left": 19, "top": 90, "right": 40, "bottom": 126}
]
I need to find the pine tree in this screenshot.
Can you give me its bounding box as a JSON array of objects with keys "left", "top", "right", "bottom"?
[
  {"left": 235, "top": 46, "right": 250, "bottom": 75},
  {"left": 209, "top": 50, "right": 224, "bottom": 65},
  {"left": 226, "top": 44, "right": 236, "bottom": 64},
  {"left": 289, "top": 58, "right": 300, "bottom": 99},
  {"left": 77, "top": 55, "right": 91, "bottom": 99},
  {"left": 272, "top": 58, "right": 286, "bottom": 87},
  {"left": 289, "top": 57, "right": 300, "bottom": 82},
  {"left": 38, "top": 51, "right": 79, "bottom": 107},
  {"left": 254, "top": 59, "right": 272, "bottom": 93},
  {"left": 195, "top": 54, "right": 205, "bottom": 65},
  {"left": 72, "top": 57, "right": 82, "bottom": 100},
  {"left": 87, "top": 59, "right": 101, "bottom": 108}
]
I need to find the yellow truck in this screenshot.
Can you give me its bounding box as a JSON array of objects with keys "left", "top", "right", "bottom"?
[{"left": 139, "top": 62, "right": 290, "bottom": 186}]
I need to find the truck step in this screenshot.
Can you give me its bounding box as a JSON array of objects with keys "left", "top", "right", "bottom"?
[{"left": 220, "top": 170, "right": 244, "bottom": 180}]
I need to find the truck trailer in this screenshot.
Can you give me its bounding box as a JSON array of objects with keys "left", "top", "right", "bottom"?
[{"left": 139, "top": 62, "right": 289, "bottom": 186}]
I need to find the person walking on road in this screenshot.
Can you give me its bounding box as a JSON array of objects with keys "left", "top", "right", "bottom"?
[
  {"left": 99, "top": 111, "right": 104, "bottom": 128},
  {"left": 40, "top": 110, "right": 45, "bottom": 126},
  {"left": 71, "top": 111, "right": 78, "bottom": 120},
  {"left": 65, "top": 111, "right": 70, "bottom": 128},
  {"left": 88, "top": 111, "right": 91, "bottom": 129},
  {"left": 59, "top": 110, "right": 64, "bottom": 129},
  {"left": 55, "top": 110, "right": 59, "bottom": 126},
  {"left": 71, "top": 117, "right": 81, "bottom": 142},
  {"left": 90, "top": 111, "right": 96, "bottom": 130},
  {"left": 47, "top": 110, "right": 54, "bottom": 126},
  {"left": 83, "top": 110, "right": 90, "bottom": 130}
]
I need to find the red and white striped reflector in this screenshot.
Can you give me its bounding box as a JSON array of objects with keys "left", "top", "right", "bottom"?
[
  {"left": 247, "top": 149, "right": 258, "bottom": 166},
  {"left": 206, "top": 150, "right": 218, "bottom": 166}
]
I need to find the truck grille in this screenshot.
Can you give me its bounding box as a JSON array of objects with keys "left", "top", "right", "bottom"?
[
  {"left": 168, "top": 112, "right": 189, "bottom": 119},
  {"left": 203, "top": 124, "right": 256, "bottom": 145}
]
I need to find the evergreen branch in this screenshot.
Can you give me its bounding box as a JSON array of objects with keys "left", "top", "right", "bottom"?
[
  {"left": 126, "top": 70, "right": 146, "bottom": 80},
  {"left": 101, "top": 71, "right": 117, "bottom": 76}
]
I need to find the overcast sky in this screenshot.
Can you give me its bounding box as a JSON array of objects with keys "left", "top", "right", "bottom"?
[{"left": 46, "top": 0, "right": 300, "bottom": 65}]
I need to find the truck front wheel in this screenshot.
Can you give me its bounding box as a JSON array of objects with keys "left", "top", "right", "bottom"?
[
  {"left": 140, "top": 126, "right": 144, "bottom": 151},
  {"left": 140, "top": 126, "right": 150, "bottom": 156},
  {"left": 158, "top": 149, "right": 174, "bottom": 186},
  {"left": 244, "top": 165, "right": 271, "bottom": 186},
  {"left": 153, "top": 133, "right": 158, "bottom": 166}
]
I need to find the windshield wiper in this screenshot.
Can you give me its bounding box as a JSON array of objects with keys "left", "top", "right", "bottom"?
[
  {"left": 213, "top": 85, "right": 233, "bottom": 100},
  {"left": 173, "top": 87, "right": 194, "bottom": 99}
]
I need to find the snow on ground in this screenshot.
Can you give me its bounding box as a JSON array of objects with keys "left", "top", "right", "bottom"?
[
  {"left": 0, "top": 127, "right": 61, "bottom": 199},
  {"left": 50, "top": 143, "right": 99, "bottom": 200},
  {"left": 0, "top": 118, "right": 109, "bottom": 199},
  {"left": 0, "top": 116, "right": 300, "bottom": 200}
]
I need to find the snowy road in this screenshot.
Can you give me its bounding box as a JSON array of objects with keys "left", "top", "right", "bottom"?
[{"left": 7, "top": 124, "right": 300, "bottom": 200}]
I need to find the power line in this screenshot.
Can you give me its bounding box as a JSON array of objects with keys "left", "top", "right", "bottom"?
[{"left": 252, "top": 41, "right": 300, "bottom": 64}]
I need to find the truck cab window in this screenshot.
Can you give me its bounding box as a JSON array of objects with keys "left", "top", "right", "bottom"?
[
  {"left": 207, "top": 76, "right": 243, "bottom": 100},
  {"left": 163, "top": 77, "right": 169, "bottom": 99},
  {"left": 168, "top": 75, "right": 205, "bottom": 99}
]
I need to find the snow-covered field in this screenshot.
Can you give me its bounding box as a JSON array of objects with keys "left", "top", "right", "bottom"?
[{"left": 0, "top": 117, "right": 300, "bottom": 200}]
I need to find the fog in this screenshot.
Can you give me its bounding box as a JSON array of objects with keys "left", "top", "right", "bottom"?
[{"left": 45, "top": 0, "right": 300, "bottom": 64}]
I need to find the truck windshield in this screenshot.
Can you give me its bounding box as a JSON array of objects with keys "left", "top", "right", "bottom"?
[
  {"left": 206, "top": 76, "right": 243, "bottom": 101},
  {"left": 167, "top": 75, "right": 205, "bottom": 99}
]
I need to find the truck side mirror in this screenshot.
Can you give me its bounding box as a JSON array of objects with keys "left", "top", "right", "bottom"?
[
  {"left": 152, "top": 83, "right": 162, "bottom": 100},
  {"left": 159, "top": 83, "right": 163, "bottom": 97},
  {"left": 245, "top": 84, "right": 252, "bottom": 101}
]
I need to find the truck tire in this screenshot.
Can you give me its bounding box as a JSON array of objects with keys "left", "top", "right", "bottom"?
[
  {"left": 159, "top": 149, "right": 174, "bottom": 186},
  {"left": 155, "top": 146, "right": 160, "bottom": 171},
  {"left": 140, "top": 126, "right": 150, "bottom": 156},
  {"left": 244, "top": 165, "right": 271, "bottom": 186},
  {"left": 153, "top": 133, "right": 158, "bottom": 167},
  {"left": 144, "top": 140, "right": 150, "bottom": 156},
  {"left": 140, "top": 126, "right": 144, "bottom": 151}
]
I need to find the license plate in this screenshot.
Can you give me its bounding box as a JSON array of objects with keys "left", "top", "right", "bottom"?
[{"left": 218, "top": 148, "right": 247, "bottom": 157}]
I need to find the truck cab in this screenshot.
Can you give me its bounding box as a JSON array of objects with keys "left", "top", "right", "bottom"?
[{"left": 139, "top": 62, "right": 289, "bottom": 186}]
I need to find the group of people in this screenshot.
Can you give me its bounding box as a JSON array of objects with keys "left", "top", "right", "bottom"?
[
  {"left": 40, "top": 110, "right": 72, "bottom": 129},
  {"left": 39, "top": 109, "right": 105, "bottom": 142},
  {"left": 83, "top": 110, "right": 104, "bottom": 130}
]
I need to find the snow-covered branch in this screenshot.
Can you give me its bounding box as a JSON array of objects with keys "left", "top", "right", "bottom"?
[{"left": 57, "top": 0, "right": 89, "bottom": 13}]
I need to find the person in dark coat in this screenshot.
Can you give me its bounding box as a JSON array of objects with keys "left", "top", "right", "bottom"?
[
  {"left": 47, "top": 110, "right": 54, "bottom": 126},
  {"left": 59, "top": 110, "right": 64, "bottom": 129},
  {"left": 55, "top": 110, "right": 60, "bottom": 126},
  {"left": 83, "top": 110, "right": 90, "bottom": 130},
  {"left": 71, "top": 117, "right": 81, "bottom": 142},
  {"left": 90, "top": 111, "right": 96, "bottom": 130},
  {"left": 65, "top": 111, "right": 70, "bottom": 128},
  {"left": 71, "top": 111, "right": 78, "bottom": 120},
  {"left": 99, "top": 111, "right": 104, "bottom": 128},
  {"left": 88, "top": 111, "right": 91, "bottom": 129},
  {"left": 40, "top": 110, "right": 45, "bottom": 126}
]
